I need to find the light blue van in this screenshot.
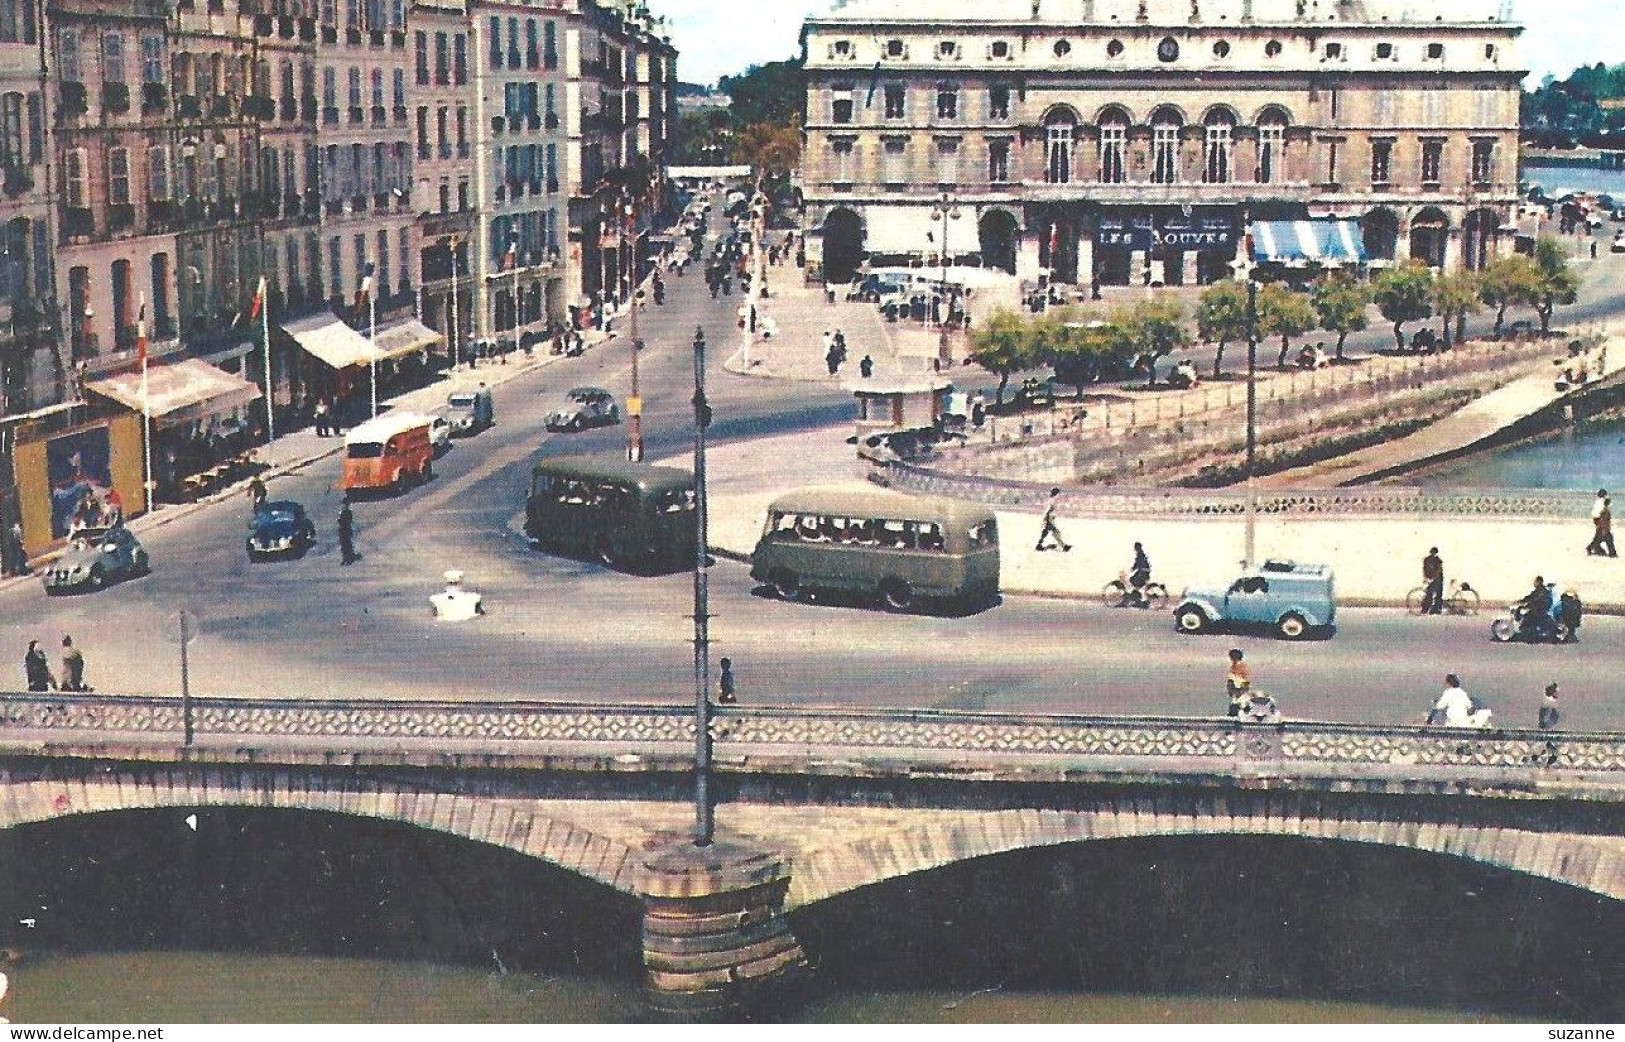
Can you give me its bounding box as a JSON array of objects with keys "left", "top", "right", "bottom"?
[{"left": 1173, "top": 560, "right": 1336, "bottom": 640}]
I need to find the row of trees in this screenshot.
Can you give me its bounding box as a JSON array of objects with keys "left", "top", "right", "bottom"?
[
  {"left": 967, "top": 237, "right": 1580, "bottom": 401},
  {"left": 673, "top": 58, "right": 806, "bottom": 176}
]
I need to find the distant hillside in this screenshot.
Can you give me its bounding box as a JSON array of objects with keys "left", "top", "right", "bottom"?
[
  {"left": 1524, "top": 62, "right": 1625, "bottom": 148},
  {"left": 675, "top": 81, "right": 711, "bottom": 98}
]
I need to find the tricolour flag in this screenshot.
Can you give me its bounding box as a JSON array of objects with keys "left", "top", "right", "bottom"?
[
  {"left": 354, "top": 263, "right": 374, "bottom": 312},
  {"left": 135, "top": 296, "right": 148, "bottom": 367},
  {"left": 248, "top": 275, "right": 267, "bottom": 322}
]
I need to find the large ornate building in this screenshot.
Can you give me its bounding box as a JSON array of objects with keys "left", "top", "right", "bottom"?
[{"left": 800, "top": 0, "right": 1523, "bottom": 286}]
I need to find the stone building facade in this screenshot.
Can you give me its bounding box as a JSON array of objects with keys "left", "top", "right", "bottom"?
[
  {"left": 800, "top": 0, "right": 1523, "bottom": 286},
  {"left": 0, "top": 0, "right": 58, "bottom": 415}
]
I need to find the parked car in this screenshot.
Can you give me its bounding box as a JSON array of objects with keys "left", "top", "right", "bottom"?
[
  {"left": 444, "top": 387, "right": 494, "bottom": 435},
  {"left": 41, "top": 524, "right": 149, "bottom": 593},
  {"left": 1173, "top": 560, "right": 1336, "bottom": 640},
  {"left": 546, "top": 387, "right": 621, "bottom": 431},
  {"left": 246, "top": 501, "right": 316, "bottom": 560}
]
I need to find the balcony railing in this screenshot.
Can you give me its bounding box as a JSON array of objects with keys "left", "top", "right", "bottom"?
[{"left": 1021, "top": 180, "right": 1316, "bottom": 204}]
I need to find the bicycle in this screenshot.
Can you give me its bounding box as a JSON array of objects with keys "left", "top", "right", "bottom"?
[
  {"left": 1405, "top": 579, "right": 1481, "bottom": 616},
  {"left": 1102, "top": 573, "right": 1170, "bottom": 610}
]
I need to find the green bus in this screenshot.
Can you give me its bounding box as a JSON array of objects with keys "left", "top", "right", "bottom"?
[
  {"left": 750, "top": 486, "right": 1000, "bottom": 612},
  {"left": 525, "top": 456, "right": 696, "bottom": 569}
]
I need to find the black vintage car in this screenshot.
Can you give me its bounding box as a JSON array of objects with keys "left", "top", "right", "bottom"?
[{"left": 246, "top": 501, "right": 317, "bottom": 559}]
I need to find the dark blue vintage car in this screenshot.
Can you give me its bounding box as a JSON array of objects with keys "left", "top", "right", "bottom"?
[{"left": 246, "top": 501, "right": 317, "bottom": 560}]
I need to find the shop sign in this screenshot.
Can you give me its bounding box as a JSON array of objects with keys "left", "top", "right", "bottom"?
[{"left": 1098, "top": 213, "right": 1237, "bottom": 250}]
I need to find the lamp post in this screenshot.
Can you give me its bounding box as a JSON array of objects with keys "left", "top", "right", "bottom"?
[
  {"left": 690, "top": 325, "right": 714, "bottom": 848},
  {"left": 448, "top": 237, "right": 460, "bottom": 368},
  {"left": 930, "top": 192, "right": 962, "bottom": 370},
  {"left": 1244, "top": 276, "right": 1258, "bottom": 568},
  {"left": 625, "top": 193, "right": 644, "bottom": 462}
]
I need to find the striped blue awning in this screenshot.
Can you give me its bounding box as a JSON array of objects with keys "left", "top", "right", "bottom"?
[{"left": 1249, "top": 220, "right": 1368, "bottom": 267}]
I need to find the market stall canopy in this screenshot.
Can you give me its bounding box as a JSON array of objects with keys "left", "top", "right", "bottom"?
[
  {"left": 86, "top": 358, "right": 261, "bottom": 429},
  {"left": 1249, "top": 220, "right": 1367, "bottom": 267},
  {"left": 371, "top": 317, "right": 444, "bottom": 360},
  {"left": 283, "top": 310, "right": 381, "bottom": 369}
]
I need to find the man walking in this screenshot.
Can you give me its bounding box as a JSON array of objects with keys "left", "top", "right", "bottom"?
[
  {"left": 247, "top": 474, "right": 268, "bottom": 512},
  {"left": 59, "top": 635, "right": 86, "bottom": 692},
  {"left": 1225, "top": 649, "right": 1251, "bottom": 718},
  {"left": 24, "top": 640, "right": 54, "bottom": 692},
  {"left": 1421, "top": 547, "right": 1445, "bottom": 614},
  {"left": 1035, "top": 488, "right": 1072, "bottom": 553},
  {"left": 718, "top": 658, "right": 737, "bottom": 705},
  {"left": 1539, "top": 682, "right": 1561, "bottom": 730},
  {"left": 337, "top": 501, "right": 358, "bottom": 565},
  {"left": 1586, "top": 491, "right": 1616, "bottom": 557},
  {"left": 4, "top": 520, "right": 25, "bottom": 577}
]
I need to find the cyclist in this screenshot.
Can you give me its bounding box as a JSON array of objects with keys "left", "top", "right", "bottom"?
[{"left": 1128, "top": 542, "right": 1153, "bottom": 606}]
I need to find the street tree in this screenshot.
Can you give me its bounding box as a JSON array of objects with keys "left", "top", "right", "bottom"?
[
  {"left": 1046, "top": 313, "right": 1127, "bottom": 396},
  {"left": 1255, "top": 283, "right": 1318, "bottom": 367},
  {"left": 968, "top": 310, "right": 1036, "bottom": 405},
  {"left": 1311, "top": 275, "right": 1372, "bottom": 361},
  {"left": 1430, "top": 270, "right": 1482, "bottom": 349},
  {"left": 1196, "top": 281, "right": 1250, "bottom": 378},
  {"left": 1118, "top": 296, "right": 1190, "bottom": 389},
  {"left": 1373, "top": 262, "right": 1436, "bottom": 350},
  {"left": 1478, "top": 255, "right": 1543, "bottom": 336},
  {"left": 731, "top": 119, "right": 803, "bottom": 177},
  {"left": 1531, "top": 236, "right": 1580, "bottom": 334}
]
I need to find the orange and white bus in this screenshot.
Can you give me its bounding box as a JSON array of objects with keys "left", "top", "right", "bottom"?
[{"left": 340, "top": 412, "right": 434, "bottom": 495}]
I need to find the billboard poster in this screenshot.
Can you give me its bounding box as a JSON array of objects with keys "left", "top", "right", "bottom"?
[{"left": 45, "top": 425, "right": 114, "bottom": 538}]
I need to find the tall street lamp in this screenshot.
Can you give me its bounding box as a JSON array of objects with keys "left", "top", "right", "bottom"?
[
  {"left": 1231, "top": 257, "right": 1259, "bottom": 569},
  {"left": 931, "top": 192, "right": 962, "bottom": 370},
  {"left": 690, "top": 325, "right": 714, "bottom": 847},
  {"left": 624, "top": 192, "right": 644, "bottom": 462}
]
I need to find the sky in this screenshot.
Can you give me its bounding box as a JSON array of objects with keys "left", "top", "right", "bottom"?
[{"left": 655, "top": 0, "right": 1617, "bottom": 88}]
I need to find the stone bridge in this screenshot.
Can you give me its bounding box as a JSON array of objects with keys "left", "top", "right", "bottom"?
[{"left": 3, "top": 694, "right": 1623, "bottom": 1016}]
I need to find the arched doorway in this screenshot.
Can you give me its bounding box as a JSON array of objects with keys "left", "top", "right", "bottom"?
[
  {"left": 822, "top": 208, "right": 865, "bottom": 285},
  {"left": 1361, "top": 208, "right": 1400, "bottom": 264},
  {"left": 978, "top": 210, "right": 1018, "bottom": 274},
  {"left": 1462, "top": 208, "right": 1500, "bottom": 271},
  {"left": 1409, "top": 208, "right": 1450, "bottom": 269}
]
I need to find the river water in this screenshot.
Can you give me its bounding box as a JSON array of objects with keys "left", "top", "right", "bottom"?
[
  {"left": 1414, "top": 419, "right": 1625, "bottom": 489},
  {"left": 1, "top": 809, "right": 1619, "bottom": 1023}
]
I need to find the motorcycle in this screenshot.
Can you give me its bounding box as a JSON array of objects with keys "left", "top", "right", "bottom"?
[{"left": 1490, "top": 604, "right": 1576, "bottom": 644}]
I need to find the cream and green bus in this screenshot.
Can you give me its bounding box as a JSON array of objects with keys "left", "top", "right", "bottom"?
[{"left": 749, "top": 486, "right": 1000, "bottom": 612}]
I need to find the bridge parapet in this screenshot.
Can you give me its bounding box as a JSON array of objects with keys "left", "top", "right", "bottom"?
[{"left": 3, "top": 694, "right": 1624, "bottom": 789}]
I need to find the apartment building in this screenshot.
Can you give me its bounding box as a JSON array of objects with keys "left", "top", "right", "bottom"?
[
  {"left": 0, "top": 0, "right": 57, "bottom": 415},
  {"left": 800, "top": 0, "right": 1524, "bottom": 285},
  {"left": 410, "top": 0, "right": 474, "bottom": 357}
]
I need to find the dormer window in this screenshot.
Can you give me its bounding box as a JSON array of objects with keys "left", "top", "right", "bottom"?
[
  {"left": 885, "top": 38, "right": 907, "bottom": 59},
  {"left": 1484, "top": 44, "right": 1498, "bottom": 61},
  {"left": 1157, "top": 37, "right": 1179, "bottom": 62},
  {"left": 1265, "top": 39, "right": 1282, "bottom": 58},
  {"left": 1106, "top": 39, "right": 1124, "bottom": 58},
  {"left": 1374, "top": 42, "right": 1394, "bottom": 59},
  {"left": 1212, "top": 40, "right": 1230, "bottom": 58},
  {"left": 1053, "top": 39, "right": 1071, "bottom": 58},
  {"left": 989, "top": 40, "right": 1011, "bottom": 60},
  {"left": 936, "top": 40, "right": 960, "bottom": 60},
  {"left": 830, "top": 39, "right": 853, "bottom": 60},
  {"left": 1426, "top": 42, "right": 1444, "bottom": 60},
  {"left": 1323, "top": 42, "right": 1343, "bottom": 60}
]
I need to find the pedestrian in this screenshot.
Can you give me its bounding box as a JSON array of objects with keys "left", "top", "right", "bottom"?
[
  {"left": 24, "top": 640, "right": 54, "bottom": 692},
  {"left": 1538, "top": 682, "right": 1561, "bottom": 730},
  {"left": 1090, "top": 274, "right": 1102, "bottom": 301},
  {"left": 825, "top": 345, "right": 842, "bottom": 377},
  {"left": 4, "top": 520, "right": 25, "bottom": 577},
  {"left": 337, "top": 500, "right": 358, "bottom": 565},
  {"left": 1586, "top": 491, "right": 1617, "bottom": 557},
  {"left": 1225, "top": 649, "right": 1250, "bottom": 717},
  {"left": 859, "top": 354, "right": 874, "bottom": 379},
  {"left": 247, "top": 475, "right": 268, "bottom": 512},
  {"left": 59, "top": 635, "right": 86, "bottom": 692},
  {"left": 313, "top": 398, "right": 331, "bottom": 437},
  {"left": 1421, "top": 547, "right": 1444, "bottom": 615},
  {"left": 971, "top": 392, "right": 986, "bottom": 428},
  {"left": 718, "top": 657, "right": 737, "bottom": 705},
  {"left": 1591, "top": 239, "right": 1598, "bottom": 260},
  {"left": 1429, "top": 673, "right": 1491, "bottom": 727},
  {"left": 822, "top": 330, "right": 834, "bottom": 357},
  {"left": 1035, "top": 487, "right": 1071, "bottom": 552}
]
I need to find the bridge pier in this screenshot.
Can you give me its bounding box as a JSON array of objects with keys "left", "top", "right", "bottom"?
[{"left": 639, "top": 835, "right": 808, "bottom": 1020}]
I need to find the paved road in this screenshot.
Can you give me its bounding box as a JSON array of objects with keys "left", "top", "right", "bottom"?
[{"left": 1, "top": 209, "right": 1616, "bottom": 730}]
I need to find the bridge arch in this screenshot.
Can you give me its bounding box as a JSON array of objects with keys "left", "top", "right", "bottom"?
[
  {"left": 3, "top": 767, "right": 645, "bottom": 896},
  {"left": 786, "top": 798, "right": 1625, "bottom": 909}
]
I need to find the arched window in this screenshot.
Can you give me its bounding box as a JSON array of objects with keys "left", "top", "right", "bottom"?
[
  {"left": 1097, "top": 108, "right": 1128, "bottom": 184},
  {"left": 1203, "top": 109, "right": 1236, "bottom": 184},
  {"left": 1256, "top": 107, "right": 1289, "bottom": 185},
  {"left": 1044, "top": 110, "right": 1075, "bottom": 185},
  {"left": 1150, "top": 108, "right": 1182, "bottom": 185}
]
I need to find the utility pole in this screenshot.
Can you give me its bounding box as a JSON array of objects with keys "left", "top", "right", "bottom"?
[
  {"left": 1244, "top": 278, "right": 1258, "bottom": 568},
  {"left": 626, "top": 192, "right": 644, "bottom": 462},
  {"left": 691, "top": 326, "right": 713, "bottom": 848}
]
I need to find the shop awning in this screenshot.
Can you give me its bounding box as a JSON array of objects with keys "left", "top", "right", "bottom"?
[
  {"left": 1249, "top": 220, "right": 1367, "bottom": 267},
  {"left": 86, "top": 358, "right": 262, "bottom": 429},
  {"left": 865, "top": 207, "right": 942, "bottom": 255},
  {"left": 372, "top": 317, "right": 444, "bottom": 360},
  {"left": 283, "top": 310, "right": 380, "bottom": 369}
]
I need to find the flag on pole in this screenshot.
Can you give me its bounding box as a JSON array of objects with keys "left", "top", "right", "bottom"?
[
  {"left": 354, "top": 263, "right": 374, "bottom": 312},
  {"left": 248, "top": 275, "right": 267, "bottom": 321},
  {"left": 135, "top": 297, "right": 148, "bottom": 366}
]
